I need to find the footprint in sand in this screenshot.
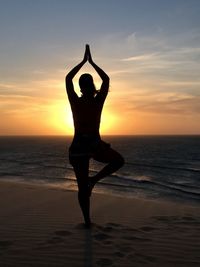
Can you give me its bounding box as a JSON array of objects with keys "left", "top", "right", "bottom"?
[
  {"left": 96, "top": 258, "right": 113, "bottom": 266},
  {"left": 46, "top": 230, "right": 72, "bottom": 244},
  {"left": 128, "top": 252, "right": 156, "bottom": 263},
  {"left": 0, "top": 240, "right": 13, "bottom": 249},
  {"left": 152, "top": 215, "right": 171, "bottom": 222},
  {"left": 95, "top": 223, "right": 120, "bottom": 234},
  {"left": 47, "top": 236, "right": 64, "bottom": 244},
  {"left": 113, "top": 251, "right": 126, "bottom": 258},
  {"left": 93, "top": 233, "right": 111, "bottom": 241},
  {"left": 140, "top": 226, "right": 156, "bottom": 232},
  {"left": 106, "top": 222, "right": 123, "bottom": 228},
  {"left": 123, "top": 235, "right": 151, "bottom": 242},
  {"left": 102, "top": 226, "right": 114, "bottom": 233},
  {"left": 182, "top": 216, "right": 196, "bottom": 221},
  {"left": 116, "top": 244, "right": 133, "bottom": 253},
  {"left": 54, "top": 230, "right": 72, "bottom": 236},
  {"left": 181, "top": 216, "right": 200, "bottom": 226}
]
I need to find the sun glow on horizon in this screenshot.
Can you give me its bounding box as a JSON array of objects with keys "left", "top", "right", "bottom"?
[
  {"left": 49, "top": 101, "right": 118, "bottom": 136},
  {"left": 48, "top": 101, "right": 73, "bottom": 135},
  {"left": 100, "top": 108, "right": 118, "bottom": 134}
]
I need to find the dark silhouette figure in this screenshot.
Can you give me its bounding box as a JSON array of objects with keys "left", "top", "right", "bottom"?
[{"left": 66, "top": 45, "right": 124, "bottom": 227}]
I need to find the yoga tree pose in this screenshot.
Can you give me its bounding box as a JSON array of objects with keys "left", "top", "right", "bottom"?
[{"left": 66, "top": 45, "right": 124, "bottom": 227}]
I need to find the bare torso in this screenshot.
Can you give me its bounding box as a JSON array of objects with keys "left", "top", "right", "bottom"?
[{"left": 70, "top": 95, "right": 104, "bottom": 136}]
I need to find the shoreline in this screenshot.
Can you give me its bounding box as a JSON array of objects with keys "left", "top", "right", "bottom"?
[
  {"left": 0, "top": 176, "right": 199, "bottom": 208},
  {"left": 0, "top": 180, "right": 200, "bottom": 266}
]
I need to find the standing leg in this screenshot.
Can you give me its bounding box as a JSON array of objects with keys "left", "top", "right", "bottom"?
[{"left": 70, "top": 157, "right": 91, "bottom": 228}]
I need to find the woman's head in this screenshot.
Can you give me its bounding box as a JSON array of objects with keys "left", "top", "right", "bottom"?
[{"left": 79, "top": 73, "right": 97, "bottom": 97}]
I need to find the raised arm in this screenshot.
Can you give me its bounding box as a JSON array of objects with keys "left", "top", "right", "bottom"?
[
  {"left": 87, "top": 45, "right": 109, "bottom": 99},
  {"left": 65, "top": 46, "right": 87, "bottom": 101}
]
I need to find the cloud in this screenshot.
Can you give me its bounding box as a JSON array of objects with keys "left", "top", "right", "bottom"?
[
  {"left": 115, "top": 90, "right": 200, "bottom": 116},
  {"left": 96, "top": 30, "right": 200, "bottom": 78},
  {"left": 0, "top": 77, "right": 65, "bottom": 99},
  {"left": 121, "top": 53, "right": 159, "bottom": 62}
]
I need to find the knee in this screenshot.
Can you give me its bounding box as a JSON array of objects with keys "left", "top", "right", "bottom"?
[
  {"left": 118, "top": 154, "right": 125, "bottom": 168},
  {"left": 113, "top": 154, "right": 125, "bottom": 168}
]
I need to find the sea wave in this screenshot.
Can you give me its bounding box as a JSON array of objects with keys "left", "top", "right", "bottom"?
[
  {"left": 1, "top": 169, "right": 199, "bottom": 204},
  {"left": 126, "top": 162, "right": 200, "bottom": 173}
]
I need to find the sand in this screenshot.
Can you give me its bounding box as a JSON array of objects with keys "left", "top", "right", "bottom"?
[{"left": 0, "top": 180, "right": 199, "bottom": 267}]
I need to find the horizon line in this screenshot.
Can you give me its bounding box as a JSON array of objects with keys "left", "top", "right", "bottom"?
[{"left": 0, "top": 134, "right": 200, "bottom": 137}]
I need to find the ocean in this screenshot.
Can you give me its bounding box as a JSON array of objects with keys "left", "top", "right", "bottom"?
[{"left": 0, "top": 135, "right": 199, "bottom": 205}]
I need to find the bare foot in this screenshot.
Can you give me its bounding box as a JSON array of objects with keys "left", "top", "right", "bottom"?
[{"left": 85, "top": 220, "right": 92, "bottom": 229}]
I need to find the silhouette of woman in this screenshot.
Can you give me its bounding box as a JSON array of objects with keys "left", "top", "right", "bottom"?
[{"left": 66, "top": 45, "right": 124, "bottom": 227}]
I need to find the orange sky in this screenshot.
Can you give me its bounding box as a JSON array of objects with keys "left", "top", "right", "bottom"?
[{"left": 1, "top": 69, "right": 200, "bottom": 136}]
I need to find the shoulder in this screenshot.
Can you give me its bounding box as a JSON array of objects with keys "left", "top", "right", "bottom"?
[
  {"left": 95, "top": 84, "right": 109, "bottom": 103},
  {"left": 68, "top": 92, "right": 80, "bottom": 106}
]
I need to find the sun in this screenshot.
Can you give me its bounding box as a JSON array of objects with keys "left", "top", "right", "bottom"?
[
  {"left": 47, "top": 100, "right": 117, "bottom": 135},
  {"left": 100, "top": 108, "right": 117, "bottom": 134},
  {"left": 47, "top": 101, "right": 74, "bottom": 135}
]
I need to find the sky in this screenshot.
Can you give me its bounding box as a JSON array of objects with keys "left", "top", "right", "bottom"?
[{"left": 0, "top": 0, "right": 200, "bottom": 135}]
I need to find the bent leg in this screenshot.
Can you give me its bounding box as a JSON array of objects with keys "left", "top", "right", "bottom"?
[
  {"left": 70, "top": 157, "right": 91, "bottom": 227},
  {"left": 90, "top": 146, "right": 124, "bottom": 191}
]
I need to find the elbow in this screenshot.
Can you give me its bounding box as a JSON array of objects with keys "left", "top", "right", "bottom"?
[
  {"left": 65, "top": 75, "right": 70, "bottom": 82},
  {"left": 104, "top": 76, "right": 110, "bottom": 83},
  {"left": 106, "top": 76, "right": 110, "bottom": 86},
  {"left": 65, "top": 74, "right": 73, "bottom": 83},
  {"left": 65, "top": 75, "right": 73, "bottom": 90}
]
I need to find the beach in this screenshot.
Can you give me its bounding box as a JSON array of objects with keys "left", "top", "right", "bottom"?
[{"left": 0, "top": 180, "right": 199, "bottom": 267}]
